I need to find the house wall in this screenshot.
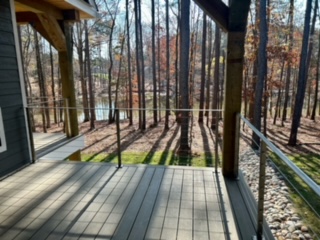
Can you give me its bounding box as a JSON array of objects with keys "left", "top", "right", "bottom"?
[{"left": 0, "top": 0, "right": 31, "bottom": 177}]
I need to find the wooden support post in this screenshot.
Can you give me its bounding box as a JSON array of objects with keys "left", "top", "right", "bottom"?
[
  {"left": 222, "top": 0, "right": 250, "bottom": 179},
  {"left": 58, "top": 21, "right": 79, "bottom": 138},
  {"left": 222, "top": 31, "right": 247, "bottom": 178}
]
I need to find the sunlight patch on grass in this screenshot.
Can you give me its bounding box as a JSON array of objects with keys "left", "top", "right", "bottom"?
[
  {"left": 288, "top": 154, "right": 320, "bottom": 185},
  {"left": 81, "top": 151, "right": 216, "bottom": 167}
]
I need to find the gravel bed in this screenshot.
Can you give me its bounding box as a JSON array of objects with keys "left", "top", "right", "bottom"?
[{"left": 239, "top": 148, "right": 316, "bottom": 240}]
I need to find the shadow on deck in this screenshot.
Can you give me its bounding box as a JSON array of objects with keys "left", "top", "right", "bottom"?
[{"left": 0, "top": 162, "right": 274, "bottom": 240}]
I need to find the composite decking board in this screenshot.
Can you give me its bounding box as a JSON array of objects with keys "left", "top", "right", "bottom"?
[
  {"left": 102, "top": 167, "right": 141, "bottom": 215},
  {"left": 111, "top": 167, "right": 155, "bottom": 240},
  {"left": 0, "top": 163, "right": 243, "bottom": 240},
  {"left": 48, "top": 165, "right": 118, "bottom": 239},
  {"left": 144, "top": 171, "right": 172, "bottom": 240},
  {"left": 128, "top": 167, "right": 165, "bottom": 240},
  {"left": 213, "top": 171, "right": 239, "bottom": 240},
  {"left": 37, "top": 135, "right": 85, "bottom": 161}
]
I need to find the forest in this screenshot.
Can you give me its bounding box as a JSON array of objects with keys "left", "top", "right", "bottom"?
[{"left": 19, "top": 0, "right": 320, "bottom": 151}]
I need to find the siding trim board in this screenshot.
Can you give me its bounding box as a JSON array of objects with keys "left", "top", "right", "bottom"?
[{"left": 0, "top": 108, "right": 7, "bottom": 153}]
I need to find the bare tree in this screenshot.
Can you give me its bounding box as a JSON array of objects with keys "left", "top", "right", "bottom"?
[
  {"left": 164, "top": 0, "right": 170, "bottom": 130},
  {"left": 198, "top": 13, "right": 207, "bottom": 123},
  {"left": 288, "top": 0, "right": 312, "bottom": 146},
  {"left": 252, "top": 0, "right": 268, "bottom": 148},
  {"left": 178, "top": 0, "right": 190, "bottom": 153},
  {"left": 211, "top": 25, "right": 220, "bottom": 130}
]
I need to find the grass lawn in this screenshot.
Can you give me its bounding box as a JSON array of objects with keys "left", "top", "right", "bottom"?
[
  {"left": 270, "top": 153, "right": 320, "bottom": 236},
  {"left": 81, "top": 151, "right": 217, "bottom": 167}
]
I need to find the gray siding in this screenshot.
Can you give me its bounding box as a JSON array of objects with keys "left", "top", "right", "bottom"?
[{"left": 0, "top": 0, "right": 31, "bottom": 177}]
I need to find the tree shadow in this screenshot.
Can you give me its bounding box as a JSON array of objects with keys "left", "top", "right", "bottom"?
[
  {"left": 84, "top": 126, "right": 149, "bottom": 162},
  {"left": 158, "top": 125, "right": 180, "bottom": 165},
  {"left": 199, "top": 123, "right": 214, "bottom": 167},
  {"left": 142, "top": 128, "right": 170, "bottom": 164}
]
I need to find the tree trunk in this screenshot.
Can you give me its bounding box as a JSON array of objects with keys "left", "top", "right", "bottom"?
[
  {"left": 211, "top": 25, "right": 220, "bottom": 130},
  {"left": 175, "top": 0, "right": 180, "bottom": 117},
  {"left": 151, "top": 0, "right": 157, "bottom": 126},
  {"left": 198, "top": 13, "right": 207, "bottom": 123},
  {"left": 114, "top": 33, "right": 125, "bottom": 109},
  {"left": 76, "top": 23, "right": 90, "bottom": 122},
  {"left": 252, "top": 0, "right": 268, "bottom": 148},
  {"left": 205, "top": 21, "right": 213, "bottom": 122},
  {"left": 164, "top": 0, "right": 170, "bottom": 130},
  {"left": 273, "top": 62, "right": 285, "bottom": 125},
  {"left": 49, "top": 46, "right": 57, "bottom": 124},
  {"left": 311, "top": 31, "right": 320, "bottom": 120},
  {"left": 248, "top": 1, "right": 259, "bottom": 123},
  {"left": 288, "top": 0, "right": 312, "bottom": 146},
  {"left": 107, "top": 20, "right": 115, "bottom": 123},
  {"left": 157, "top": 0, "right": 162, "bottom": 121},
  {"left": 282, "top": 0, "right": 294, "bottom": 125},
  {"left": 84, "top": 20, "right": 95, "bottom": 130},
  {"left": 33, "top": 29, "right": 48, "bottom": 132},
  {"left": 178, "top": 0, "right": 190, "bottom": 153},
  {"left": 306, "top": 0, "right": 318, "bottom": 118},
  {"left": 138, "top": 0, "right": 146, "bottom": 130},
  {"left": 126, "top": 0, "right": 133, "bottom": 125}
]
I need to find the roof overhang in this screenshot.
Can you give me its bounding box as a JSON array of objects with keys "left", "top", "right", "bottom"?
[
  {"left": 15, "top": 0, "right": 99, "bottom": 21},
  {"left": 14, "top": 0, "right": 98, "bottom": 51}
]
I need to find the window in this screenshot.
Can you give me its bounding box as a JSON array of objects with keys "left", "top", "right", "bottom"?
[{"left": 0, "top": 107, "right": 7, "bottom": 153}]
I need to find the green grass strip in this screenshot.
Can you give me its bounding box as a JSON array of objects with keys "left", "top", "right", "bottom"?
[
  {"left": 81, "top": 151, "right": 217, "bottom": 167},
  {"left": 269, "top": 153, "right": 320, "bottom": 236}
]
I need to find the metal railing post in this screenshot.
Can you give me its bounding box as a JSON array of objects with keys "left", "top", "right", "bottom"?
[
  {"left": 257, "top": 141, "right": 267, "bottom": 240},
  {"left": 116, "top": 108, "right": 122, "bottom": 168},
  {"left": 214, "top": 115, "right": 219, "bottom": 173},
  {"left": 234, "top": 113, "right": 241, "bottom": 176},
  {"left": 64, "top": 98, "right": 70, "bottom": 137}
]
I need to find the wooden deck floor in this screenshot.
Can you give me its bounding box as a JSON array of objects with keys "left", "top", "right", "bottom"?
[
  {"left": 33, "top": 133, "right": 66, "bottom": 152},
  {"left": 33, "top": 133, "right": 84, "bottom": 161},
  {"left": 0, "top": 162, "right": 238, "bottom": 240}
]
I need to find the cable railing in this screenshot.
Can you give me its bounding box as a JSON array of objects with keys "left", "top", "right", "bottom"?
[
  {"left": 25, "top": 103, "right": 223, "bottom": 172},
  {"left": 237, "top": 113, "right": 320, "bottom": 240}
]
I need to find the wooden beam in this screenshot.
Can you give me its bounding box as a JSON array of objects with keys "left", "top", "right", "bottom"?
[
  {"left": 15, "top": 0, "right": 63, "bottom": 19},
  {"left": 63, "top": 9, "right": 80, "bottom": 22},
  {"left": 222, "top": 0, "right": 251, "bottom": 179},
  {"left": 36, "top": 14, "right": 66, "bottom": 51},
  {"left": 16, "top": 11, "right": 38, "bottom": 24},
  {"left": 228, "top": 0, "right": 251, "bottom": 32},
  {"left": 193, "top": 0, "right": 228, "bottom": 32},
  {"left": 30, "top": 19, "right": 56, "bottom": 47}
]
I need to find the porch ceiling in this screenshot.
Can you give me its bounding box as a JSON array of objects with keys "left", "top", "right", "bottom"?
[
  {"left": 14, "top": 0, "right": 98, "bottom": 51},
  {"left": 15, "top": 0, "right": 98, "bottom": 20}
]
